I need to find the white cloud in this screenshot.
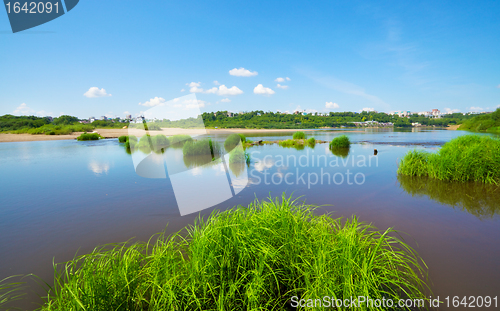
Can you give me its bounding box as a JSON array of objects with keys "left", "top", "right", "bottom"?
[
  {"left": 180, "top": 88, "right": 185, "bottom": 92},
  {"left": 13, "top": 103, "right": 35, "bottom": 115},
  {"left": 253, "top": 84, "right": 275, "bottom": 95},
  {"left": 444, "top": 108, "right": 461, "bottom": 114},
  {"left": 286, "top": 77, "right": 291, "bottom": 81},
  {"left": 229, "top": 67, "right": 258, "bottom": 77},
  {"left": 180, "top": 99, "right": 207, "bottom": 109},
  {"left": 213, "top": 80, "right": 220, "bottom": 85},
  {"left": 36, "top": 110, "right": 53, "bottom": 117},
  {"left": 275, "top": 77, "right": 285, "bottom": 82},
  {"left": 190, "top": 86, "right": 204, "bottom": 93},
  {"left": 84, "top": 87, "right": 111, "bottom": 98},
  {"left": 469, "top": 106, "right": 483, "bottom": 112},
  {"left": 325, "top": 102, "right": 339, "bottom": 109},
  {"left": 123, "top": 111, "right": 130, "bottom": 115},
  {"left": 139, "top": 97, "right": 166, "bottom": 107},
  {"left": 497, "top": 84, "right": 500, "bottom": 88},
  {"left": 206, "top": 85, "right": 243, "bottom": 96},
  {"left": 276, "top": 84, "right": 288, "bottom": 89},
  {"left": 360, "top": 107, "right": 375, "bottom": 112},
  {"left": 187, "top": 82, "right": 201, "bottom": 87},
  {"left": 221, "top": 98, "right": 231, "bottom": 102}
]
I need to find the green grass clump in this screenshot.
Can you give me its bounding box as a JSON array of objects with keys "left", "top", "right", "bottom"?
[
  {"left": 224, "top": 133, "right": 246, "bottom": 152},
  {"left": 398, "top": 135, "right": 500, "bottom": 184},
  {"left": 397, "top": 150, "right": 430, "bottom": 177},
  {"left": 118, "top": 135, "right": 128, "bottom": 143},
  {"left": 151, "top": 134, "right": 170, "bottom": 150},
  {"left": 35, "top": 195, "right": 429, "bottom": 310},
  {"left": 76, "top": 133, "right": 102, "bottom": 141},
  {"left": 306, "top": 137, "right": 316, "bottom": 146},
  {"left": 137, "top": 135, "right": 153, "bottom": 153},
  {"left": 124, "top": 135, "right": 138, "bottom": 150},
  {"left": 183, "top": 138, "right": 222, "bottom": 157},
  {"left": 169, "top": 134, "right": 193, "bottom": 146},
  {"left": 228, "top": 147, "right": 250, "bottom": 165},
  {"left": 292, "top": 131, "right": 305, "bottom": 139},
  {"left": 279, "top": 139, "right": 299, "bottom": 147},
  {"left": 329, "top": 135, "right": 350, "bottom": 149}
]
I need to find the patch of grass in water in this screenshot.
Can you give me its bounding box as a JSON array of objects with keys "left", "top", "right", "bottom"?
[
  {"left": 398, "top": 135, "right": 500, "bottom": 184},
  {"left": 169, "top": 134, "right": 193, "bottom": 147},
  {"left": 224, "top": 133, "right": 246, "bottom": 152},
  {"left": 329, "top": 135, "right": 350, "bottom": 149},
  {"left": 76, "top": 133, "right": 102, "bottom": 141},
  {"left": 292, "top": 131, "right": 305, "bottom": 139},
  {"left": 183, "top": 138, "right": 222, "bottom": 157},
  {"left": 32, "top": 194, "right": 430, "bottom": 310}
]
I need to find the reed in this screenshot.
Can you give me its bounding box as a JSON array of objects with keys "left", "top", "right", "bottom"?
[
  {"left": 224, "top": 133, "right": 246, "bottom": 152},
  {"left": 169, "top": 134, "right": 193, "bottom": 146},
  {"left": 398, "top": 135, "right": 500, "bottom": 184},
  {"left": 329, "top": 135, "right": 350, "bottom": 149},
  {"left": 35, "top": 194, "right": 429, "bottom": 310},
  {"left": 76, "top": 133, "right": 102, "bottom": 141},
  {"left": 292, "top": 131, "right": 305, "bottom": 139},
  {"left": 183, "top": 138, "right": 222, "bottom": 157}
]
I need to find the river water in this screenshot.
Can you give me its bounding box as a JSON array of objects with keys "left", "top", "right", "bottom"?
[{"left": 1, "top": 128, "right": 499, "bottom": 310}]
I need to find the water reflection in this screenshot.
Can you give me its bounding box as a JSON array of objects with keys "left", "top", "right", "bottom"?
[
  {"left": 88, "top": 161, "right": 110, "bottom": 174},
  {"left": 330, "top": 147, "right": 350, "bottom": 158},
  {"left": 397, "top": 175, "right": 500, "bottom": 219}
]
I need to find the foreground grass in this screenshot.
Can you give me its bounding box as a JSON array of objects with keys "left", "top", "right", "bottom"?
[
  {"left": 34, "top": 195, "right": 429, "bottom": 310},
  {"left": 398, "top": 135, "right": 500, "bottom": 184}
]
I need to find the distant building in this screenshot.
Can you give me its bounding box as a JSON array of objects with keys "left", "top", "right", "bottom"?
[
  {"left": 100, "top": 116, "right": 107, "bottom": 121},
  {"left": 126, "top": 114, "right": 132, "bottom": 120},
  {"left": 431, "top": 109, "right": 441, "bottom": 118},
  {"left": 46, "top": 116, "right": 53, "bottom": 122},
  {"left": 89, "top": 117, "right": 96, "bottom": 123}
]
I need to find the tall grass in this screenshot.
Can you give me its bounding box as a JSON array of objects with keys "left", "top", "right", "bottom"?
[
  {"left": 398, "top": 135, "right": 500, "bottom": 184},
  {"left": 292, "top": 131, "right": 305, "bottom": 139},
  {"left": 0, "top": 276, "right": 26, "bottom": 309},
  {"left": 36, "top": 195, "right": 429, "bottom": 310},
  {"left": 228, "top": 147, "right": 250, "bottom": 164},
  {"left": 183, "top": 138, "right": 222, "bottom": 157},
  {"left": 118, "top": 135, "right": 128, "bottom": 143},
  {"left": 151, "top": 134, "right": 170, "bottom": 150},
  {"left": 169, "top": 134, "right": 193, "bottom": 146},
  {"left": 306, "top": 137, "right": 316, "bottom": 147},
  {"left": 329, "top": 135, "right": 350, "bottom": 149},
  {"left": 224, "top": 133, "right": 246, "bottom": 152},
  {"left": 76, "top": 133, "right": 102, "bottom": 141}
]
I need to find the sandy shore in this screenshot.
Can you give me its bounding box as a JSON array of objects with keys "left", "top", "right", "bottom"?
[
  {"left": 0, "top": 127, "right": 363, "bottom": 143},
  {"left": 445, "top": 124, "right": 460, "bottom": 130}
]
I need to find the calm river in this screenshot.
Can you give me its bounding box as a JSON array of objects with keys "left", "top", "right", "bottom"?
[{"left": 1, "top": 128, "right": 499, "bottom": 310}]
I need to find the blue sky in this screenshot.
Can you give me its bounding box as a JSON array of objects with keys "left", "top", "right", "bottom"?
[{"left": 1, "top": 0, "right": 499, "bottom": 119}]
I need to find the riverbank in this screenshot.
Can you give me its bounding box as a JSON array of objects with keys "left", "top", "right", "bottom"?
[{"left": 0, "top": 128, "right": 364, "bottom": 143}]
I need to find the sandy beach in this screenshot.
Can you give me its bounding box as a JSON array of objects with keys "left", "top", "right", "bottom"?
[{"left": 0, "top": 128, "right": 364, "bottom": 143}]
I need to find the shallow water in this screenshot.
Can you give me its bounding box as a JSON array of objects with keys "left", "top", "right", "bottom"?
[{"left": 1, "top": 129, "right": 499, "bottom": 310}]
